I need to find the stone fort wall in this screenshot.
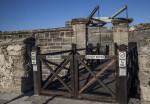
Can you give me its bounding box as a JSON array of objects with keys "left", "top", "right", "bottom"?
[
  {"left": 0, "top": 20, "right": 150, "bottom": 103},
  {"left": 0, "top": 26, "right": 74, "bottom": 93}
]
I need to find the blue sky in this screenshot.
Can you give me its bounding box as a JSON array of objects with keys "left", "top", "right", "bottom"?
[{"left": 0, "top": 0, "right": 150, "bottom": 31}]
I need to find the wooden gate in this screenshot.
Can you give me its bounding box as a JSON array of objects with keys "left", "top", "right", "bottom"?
[{"left": 31, "top": 43, "right": 138, "bottom": 104}]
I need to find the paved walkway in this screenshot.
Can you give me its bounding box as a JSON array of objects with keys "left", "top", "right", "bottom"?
[{"left": 0, "top": 91, "right": 140, "bottom": 104}]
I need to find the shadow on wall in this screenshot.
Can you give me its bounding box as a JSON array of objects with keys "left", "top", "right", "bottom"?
[{"left": 21, "top": 37, "right": 36, "bottom": 93}]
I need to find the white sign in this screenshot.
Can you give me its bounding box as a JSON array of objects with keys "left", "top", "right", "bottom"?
[
  {"left": 31, "top": 52, "right": 36, "bottom": 56},
  {"left": 31, "top": 51, "right": 36, "bottom": 64},
  {"left": 119, "top": 59, "right": 126, "bottom": 67},
  {"left": 86, "top": 55, "right": 105, "bottom": 59},
  {"left": 119, "top": 51, "right": 126, "bottom": 67},
  {"left": 119, "top": 67, "right": 126, "bottom": 76},
  {"left": 33, "top": 65, "right": 38, "bottom": 71},
  {"left": 119, "top": 51, "right": 126, "bottom": 59},
  {"left": 32, "top": 60, "right": 36, "bottom": 65},
  {"left": 46, "top": 55, "right": 61, "bottom": 59}
]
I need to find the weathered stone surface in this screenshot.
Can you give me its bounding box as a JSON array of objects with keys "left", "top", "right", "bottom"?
[
  {"left": 0, "top": 55, "right": 5, "bottom": 66},
  {"left": 139, "top": 71, "right": 150, "bottom": 87},
  {"left": 0, "top": 38, "right": 34, "bottom": 94},
  {"left": 112, "top": 18, "right": 132, "bottom": 45},
  {"left": 72, "top": 18, "right": 88, "bottom": 49},
  {"left": 0, "top": 19, "right": 150, "bottom": 104},
  {"left": 111, "top": 18, "right": 133, "bottom": 24},
  {"left": 138, "top": 55, "right": 150, "bottom": 71},
  {"left": 140, "top": 86, "right": 150, "bottom": 102},
  {"left": 138, "top": 37, "right": 150, "bottom": 103}
]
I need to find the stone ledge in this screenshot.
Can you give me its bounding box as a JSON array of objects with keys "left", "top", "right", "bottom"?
[
  {"left": 0, "top": 27, "right": 73, "bottom": 35},
  {"left": 72, "top": 18, "right": 90, "bottom": 25},
  {"left": 111, "top": 18, "right": 133, "bottom": 24}
]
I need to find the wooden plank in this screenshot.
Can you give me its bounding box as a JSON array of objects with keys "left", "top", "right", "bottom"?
[
  {"left": 43, "top": 59, "right": 69, "bottom": 70},
  {"left": 74, "top": 56, "right": 79, "bottom": 98},
  {"left": 41, "top": 59, "right": 71, "bottom": 92},
  {"left": 78, "top": 94, "right": 115, "bottom": 103},
  {"left": 41, "top": 90, "right": 71, "bottom": 97},
  {"left": 115, "top": 57, "right": 119, "bottom": 103},
  {"left": 79, "top": 59, "right": 116, "bottom": 94},
  {"left": 43, "top": 59, "right": 68, "bottom": 86},
  {"left": 42, "top": 59, "right": 70, "bottom": 90},
  {"left": 70, "top": 59, "right": 75, "bottom": 97},
  {"left": 79, "top": 59, "right": 115, "bottom": 97}
]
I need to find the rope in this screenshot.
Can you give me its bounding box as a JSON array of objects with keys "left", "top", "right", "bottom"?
[
  {"left": 98, "top": 5, "right": 101, "bottom": 49},
  {"left": 126, "top": 6, "right": 130, "bottom": 48}
]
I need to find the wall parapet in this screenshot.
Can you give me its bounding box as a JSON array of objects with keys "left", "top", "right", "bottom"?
[{"left": 0, "top": 27, "right": 72, "bottom": 35}]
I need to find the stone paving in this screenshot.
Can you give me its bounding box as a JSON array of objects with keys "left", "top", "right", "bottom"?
[{"left": 0, "top": 91, "right": 140, "bottom": 104}]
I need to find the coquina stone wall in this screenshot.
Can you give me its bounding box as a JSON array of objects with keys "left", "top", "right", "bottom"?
[
  {"left": 129, "top": 23, "right": 150, "bottom": 104},
  {"left": 0, "top": 25, "right": 74, "bottom": 93},
  {"left": 0, "top": 18, "right": 150, "bottom": 104},
  {"left": 88, "top": 27, "right": 113, "bottom": 46},
  {"left": 129, "top": 23, "right": 150, "bottom": 42},
  {"left": 0, "top": 38, "right": 35, "bottom": 94},
  {"left": 88, "top": 23, "right": 150, "bottom": 45},
  {"left": 138, "top": 37, "right": 150, "bottom": 104}
]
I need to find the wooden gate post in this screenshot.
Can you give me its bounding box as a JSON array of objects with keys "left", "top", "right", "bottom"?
[
  {"left": 87, "top": 43, "right": 93, "bottom": 68},
  {"left": 72, "top": 44, "right": 79, "bottom": 98},
  {"left": 31, "top": 46, "right": 42, "bottom": 95},
  {"left": 70, "top": 44, "right": 76, "bottom": 97},
  {"left": 96, "top": 43, "right": 100, "bottom": 64},
  {"left": 117, "top": 44, "right": 128, "bottom": 104}
]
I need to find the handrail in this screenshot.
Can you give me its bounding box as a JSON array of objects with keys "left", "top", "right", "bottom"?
[
  {"left": 37, "top": 44, "right": 108, "bottom": 56},
  {"left": 38, "top": 50, "right": 72, "bottom": 55}
]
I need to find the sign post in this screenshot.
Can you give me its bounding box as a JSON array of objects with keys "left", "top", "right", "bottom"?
[
  {"left": 117, "top": 44, "right": 128, "bottom": 104},
  {"left": 31, "top": 46, "right": 41, "bottom": 95}
]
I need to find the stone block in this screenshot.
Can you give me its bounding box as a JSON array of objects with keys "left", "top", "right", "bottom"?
[
  {"left": 47, "top": 39, "right": 53, "bottom": 43},
  {"left": 50, "top": 46, "right": 62, "bottom": 49},
  {"left": 42, "top": 69, "right": 50, "bottom": 74},
  {"left": 63, "top": 38, "right": 72, "bottom": 43},
  {"left": 35, "top": 33, "right": 45, "bottom": 38},
  {"left": 138, "top": 55, "right": 150, "bottom": 71},
  {"left": 140, "top": 86, "right": 150, "bottom": 102},
  {"left": 0, "top": 55, "right": 5, "bottom": 66},
  {"left": 53, "top": 38, "right": 62, "bottom": 42},
  {"left": 6, "top": 45, "right": 22, "bottom": 52},
  {"left": 44, "top": 32, "right": 50, "bottom": 38},
  {"left": 51, "top": 50, "right": 60, "bottom": 53},
  {"left": 56, "top": 43, "right": 61, "bottom": 46},
  {"left": 65, "top": 31, "right": 73, "bottom": 37},
  {"left": 62, "top": 45, "right": 71, "bottom": 50},
  {"left": 42, "top": 74, "right": 47, "bottom": 80},
  {"left": 47, "top": 43, "right": 55, "bottom": 46},
  {"left": 139, "top": 71, "right": 150, "bottom": 87},
  {"left": 50, "top": 32, "right": 59, "bottom": 38},
  {"left": 61, "top": 43, "right": 71, "bottom": 45},
  {"left": 138, "top": 40, "right": 150, "bottom": 55},
  {"left": 39, "top": 39, "right": 47, "bottom": 43},
  {"left": 59, "top": 32, "right": 65, "bottom": 37}
]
